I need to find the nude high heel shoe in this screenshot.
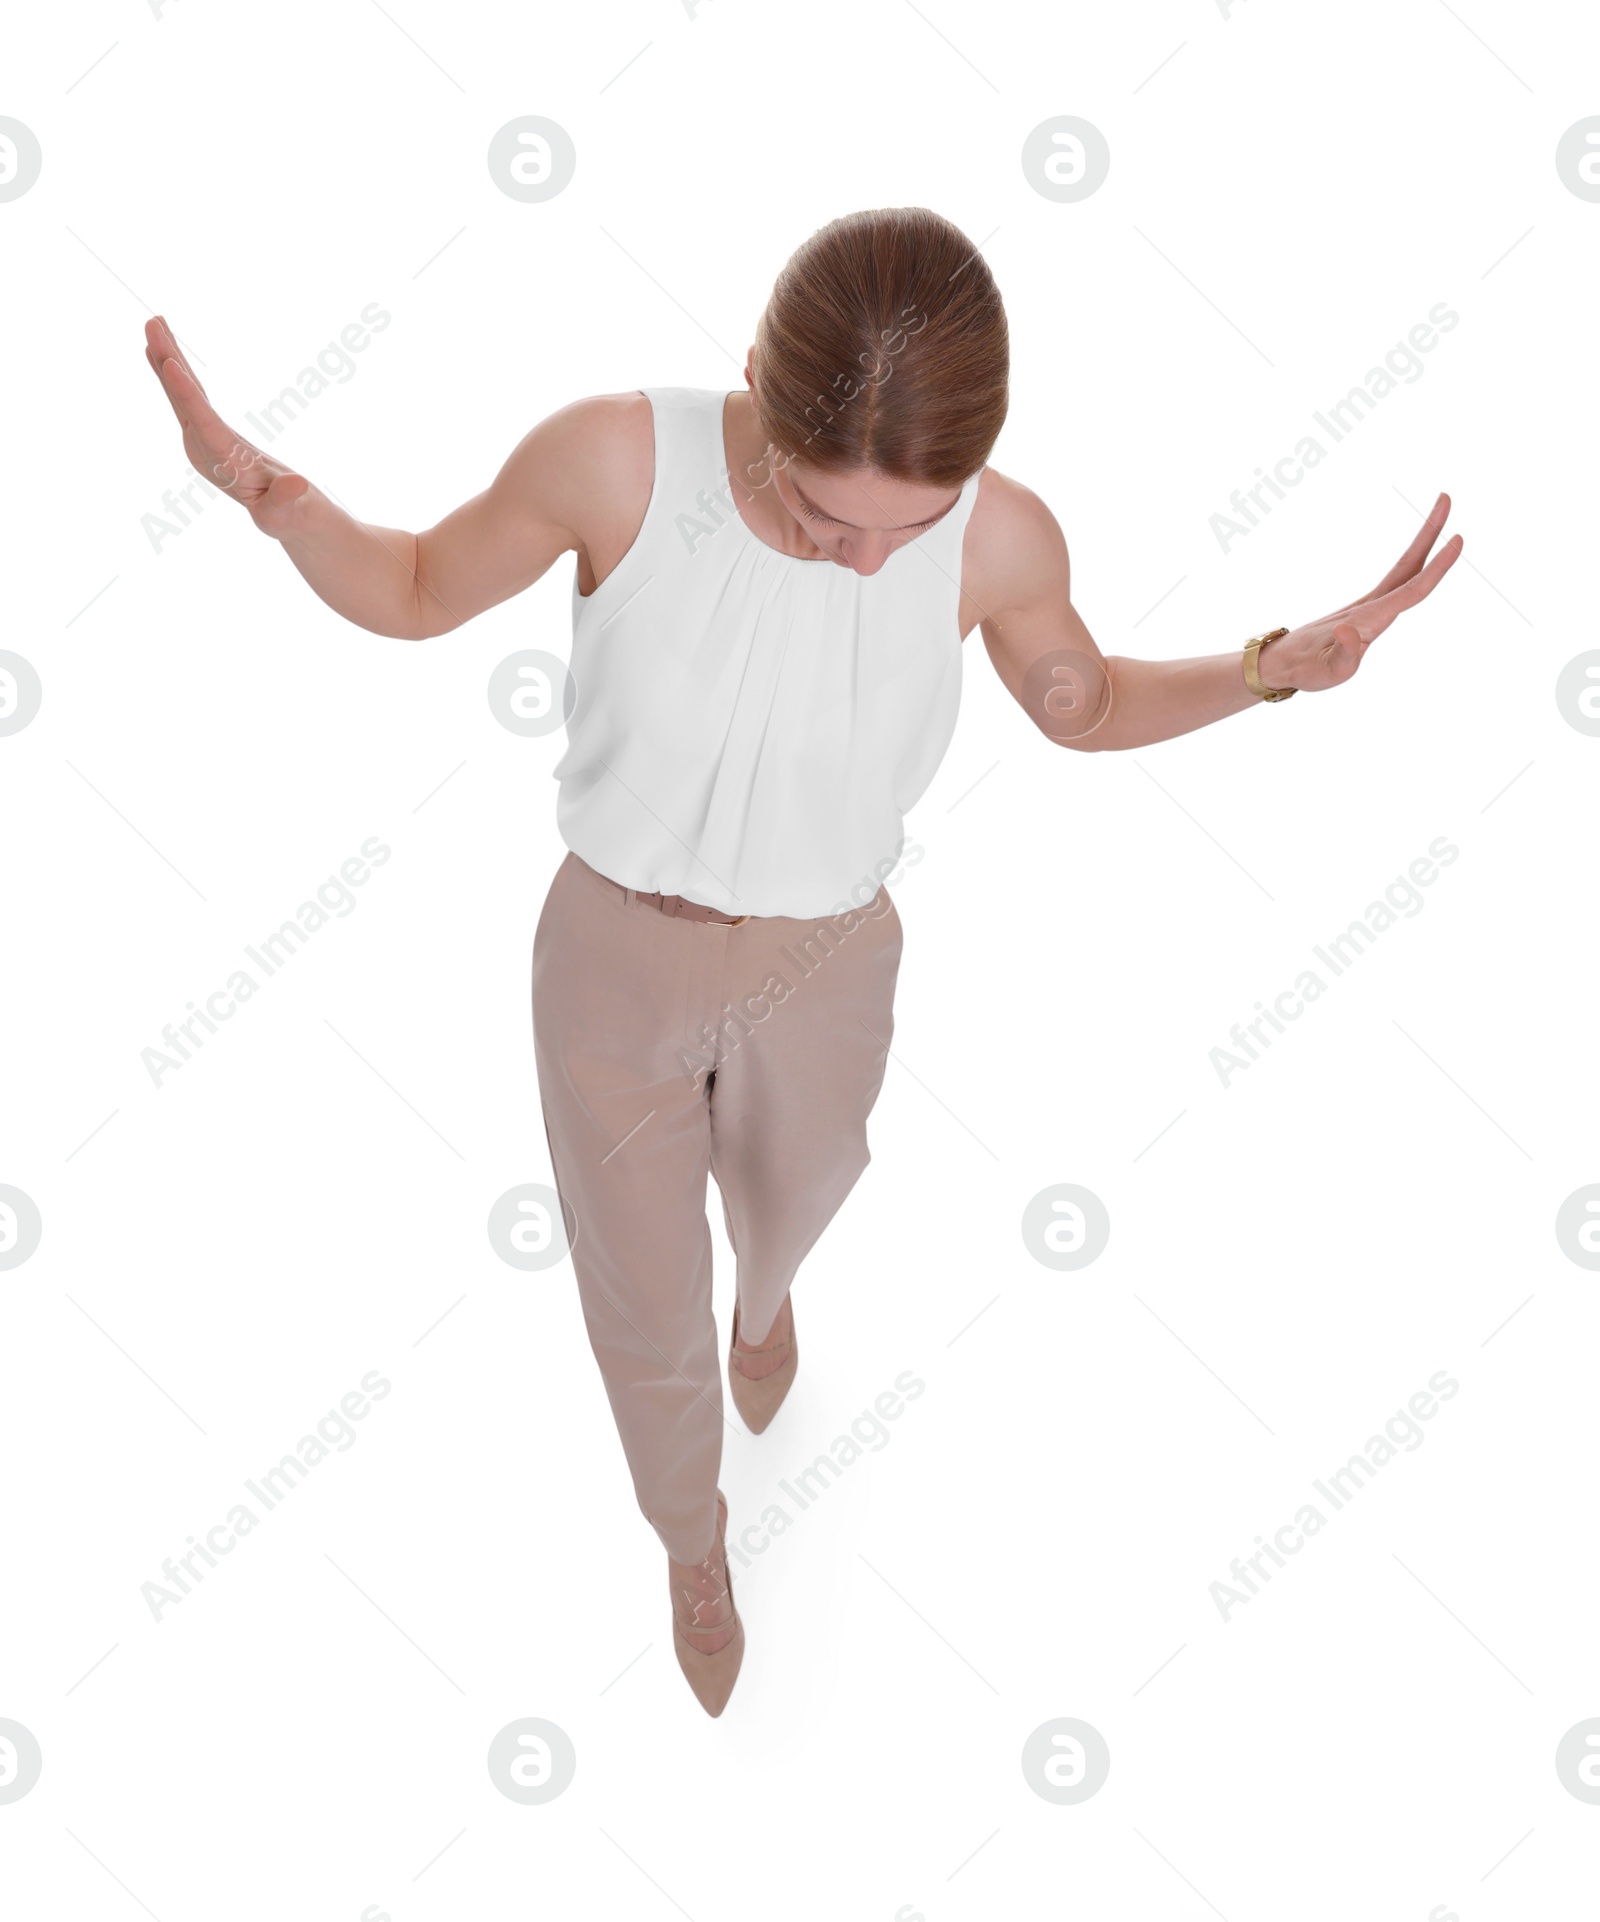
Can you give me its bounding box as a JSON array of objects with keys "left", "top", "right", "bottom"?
[
  {"left": 669, "top": 1489, "right": 744, "bottom": 1717},
  {"left": 728, "top": 1295, "right": 798, "bottom": 1434}
]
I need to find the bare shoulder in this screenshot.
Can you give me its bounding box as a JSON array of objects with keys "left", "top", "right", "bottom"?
[
  {"left": 498, "top": 390, "right": 654, "bottom": 589},
  {"left": 962, "top": 467, "right": 1070, "bottom": 623},
  {"left": 509, "top": 390, "right": 653, "bottom": 514},
  {"left": 545, "top": 388, "right": 653, "bottom": 466}
]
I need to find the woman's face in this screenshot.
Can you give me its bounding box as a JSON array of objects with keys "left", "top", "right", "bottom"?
[
  {"left": 742, "top": 361, "right": 964, "bottom": 575},
  {"left": 767, "top": 457, "right": 963, "bottom": 576}
]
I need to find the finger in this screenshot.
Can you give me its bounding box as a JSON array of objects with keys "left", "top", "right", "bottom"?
[
  {"left": 145, "top": 315, "right": 207, "bottom": 399},
  {"left": 1359, "top": 493, "right": 1452, "bottom": 604},
  {"left": 146, "top": 341, "right": 201, "bottom": 428},
  {"left": 1338, "top": 532, "right": 1463, "bottom": 647},
  {"left": 1325, "top": 621, "right": 1368, "bottom": 683},
  {"left": 158, "top": 354, "right": 264, "bottom": 484},
  {"left": 267, "top": 473, "right": 311, "bottom": 511},
  {"left": 143, "top": 321, "right": 183, "bottom": 393},
  {"left": 153, "top": 350, "right": 223, "bottom": 444},
  {"left": 1365, "top": 530, "right": 1463, "bottom": 621},
  {"left": 144, "top": 319, "right": 208, "bottom": 420},
  {"left": 144, "top": 317, "right": 178, "bottom": 381}
]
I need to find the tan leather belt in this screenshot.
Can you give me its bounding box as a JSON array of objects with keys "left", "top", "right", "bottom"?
[{"left": 623, "top": 884, "right": 750, "bottom": 927}]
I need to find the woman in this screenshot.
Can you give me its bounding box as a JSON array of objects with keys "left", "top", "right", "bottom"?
[{"left": 145, "top": 206, "right": 1461, "bottom": 1716}]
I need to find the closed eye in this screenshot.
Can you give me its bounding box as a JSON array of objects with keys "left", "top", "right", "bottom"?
[{"left": 800, "top": 498, "right": 944, "bottom": 532}]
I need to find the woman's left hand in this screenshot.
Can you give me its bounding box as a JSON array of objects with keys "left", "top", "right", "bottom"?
[{"left": 1258, "top": 492, "right": 1463, "bottom": 693}]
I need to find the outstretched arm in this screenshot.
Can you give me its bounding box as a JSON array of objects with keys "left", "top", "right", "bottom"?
[
  {"left": 144, "top": 316, "right": 631, "bottom": 641},
  {"left": 972, "top": 474, "right": 1463, "bottom": 750}
]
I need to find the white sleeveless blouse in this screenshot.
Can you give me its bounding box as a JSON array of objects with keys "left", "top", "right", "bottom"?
[{"left": 552, "top": 387, "right": 982, "bottom": 919}]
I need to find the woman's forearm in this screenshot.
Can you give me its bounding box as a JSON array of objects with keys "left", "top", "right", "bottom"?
[
  {"left": 1081, "top": 649, "right": 1266, "bottom": 752},
  {"left": 272, "top": 484, "right": 437, "bottom": 640}
]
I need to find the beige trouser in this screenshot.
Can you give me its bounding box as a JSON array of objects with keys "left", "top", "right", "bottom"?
[{"left": 531, "top": 852, "right": 903, "bottom": 1565}]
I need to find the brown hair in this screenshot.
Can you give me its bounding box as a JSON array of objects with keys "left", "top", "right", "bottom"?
[{"left": 750, "top": 207, "right": 1008, "bottom": 488}]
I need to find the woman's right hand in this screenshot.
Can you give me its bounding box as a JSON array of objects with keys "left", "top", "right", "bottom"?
[
  {"left": 144, "top": 316, "right": 312, "bottom": 539},
  {"left": 141, "top": 330, "right": 627, "bottom": 639}
]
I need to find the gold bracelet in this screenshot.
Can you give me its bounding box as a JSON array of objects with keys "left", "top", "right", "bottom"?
[{"left": 1243, "top": 627, "right": 1294, "bottom": 702}]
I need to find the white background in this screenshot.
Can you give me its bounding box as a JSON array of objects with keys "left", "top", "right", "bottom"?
[{"left": 3, "top": 1, "right": 1596, "bottom": 1917}]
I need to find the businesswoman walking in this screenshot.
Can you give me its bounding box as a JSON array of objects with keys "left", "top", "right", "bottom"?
[{"left": 146, "top": 206, "right": 1460, "bottom": 1714}]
